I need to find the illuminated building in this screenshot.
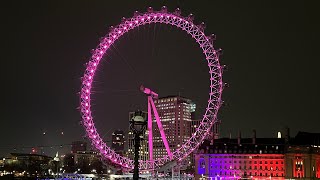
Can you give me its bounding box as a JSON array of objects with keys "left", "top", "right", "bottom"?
[
  {"left": 285, "top": 132, "right": 320, "bottom": 179},
  {"left": 127, "top": 111, "right": 149, "bottom": 161},
  {"left": 195, "top": 131, "right": 320, "bottom": 180},
  {"left": 195, "top": 136, "right": 286, "bottom": 179},
  {"left": 2, "top": 153, "right": 52, "bottom": 177},
  {"left": 74, "top": 151, "right": 100, "bottom": 168},
  {"left": 111, "top": 129, "right": 125, "bottom": 154},
  {"left": 153, "top": 96, "right": 195, "bottom": 164}
]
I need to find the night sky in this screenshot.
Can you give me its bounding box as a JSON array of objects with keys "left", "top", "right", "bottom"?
[{"left": 1, "top": 1, "right": 320, "bottom": 157}]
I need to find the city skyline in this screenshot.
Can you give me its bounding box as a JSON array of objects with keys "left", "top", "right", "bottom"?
[{"left": 2, "top": 0, "right": 320, "bottom": 158}]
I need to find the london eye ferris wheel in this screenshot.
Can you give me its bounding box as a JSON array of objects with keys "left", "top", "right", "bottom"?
[{"left": 79, "top": 6, "right": 224, "bottom": 170}]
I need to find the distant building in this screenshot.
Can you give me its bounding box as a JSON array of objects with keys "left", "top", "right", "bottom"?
[
  {"left": 111, "top": 129, "right": 125, "bottom": 154},
  {"left": 127, "top": 111, "right": 149, "bottom": 161},
  {"left": 74, "top": 151, "right": 100, "bottom": 167},
  {"left": 71, "top": 141, "right": 87, "bottom": 153},
  {"left": 2, "top": 153, "right": 53, "bottom": 177},
  {"left": 195, "top": 131, "right": 320, "bottom": 180}
]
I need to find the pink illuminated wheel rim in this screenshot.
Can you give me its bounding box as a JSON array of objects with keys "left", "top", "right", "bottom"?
[{"left": 80, "top": 7, "right": 223, "bottom": 170}]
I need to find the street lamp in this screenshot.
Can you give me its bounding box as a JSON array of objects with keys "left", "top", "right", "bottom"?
[{"left": 130, "top": 110, "right": 147, "bottom": 180}]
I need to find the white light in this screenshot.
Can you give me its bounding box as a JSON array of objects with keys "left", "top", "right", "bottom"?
[{"left": 277, "top": 132, "right": 282, "bottom": 138}]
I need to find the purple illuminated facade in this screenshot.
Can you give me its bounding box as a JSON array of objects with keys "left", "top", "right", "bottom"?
[
  {"left": 195, "top": 131, "right": 320, "bottom": 180},
  {"left": 79, "top": 6, "right": 223, "bottom": 170},
  {"left": 195, "top": 137, "right": 286, "bottom": 179}
]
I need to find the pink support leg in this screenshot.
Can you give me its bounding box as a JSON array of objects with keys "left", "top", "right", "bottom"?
[
  {"left": 147, "top": 96, "right": 153, "bottom": 163},
  {"left": 149, "top": 98, "right": 173, "bottom": 160}
]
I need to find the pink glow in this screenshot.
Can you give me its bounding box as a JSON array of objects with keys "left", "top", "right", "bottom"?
[{"left": 79, "top": 9, "right": 223, "bottom": 170}]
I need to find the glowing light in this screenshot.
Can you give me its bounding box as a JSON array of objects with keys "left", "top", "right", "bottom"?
[{"left": 80, "top": 9, "right": 223, "bottom": 171}]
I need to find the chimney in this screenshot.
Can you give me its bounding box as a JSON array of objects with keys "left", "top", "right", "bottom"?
[
  {"left": 285, "top": 127, "right": 290, "bottom": 143},
  {"left": 252, "top": 129, "right": 256, "bottom": 144},
  {"left": 238, "top": 130, "right": 241, "bottom": 145}
]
